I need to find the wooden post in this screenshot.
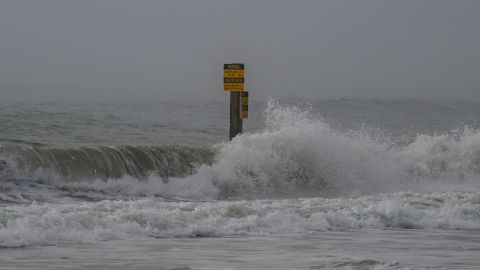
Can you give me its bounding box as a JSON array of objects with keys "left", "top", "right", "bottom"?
[
  {"left": 230, "top": 91, "right": 243, "bottom": 140},
  {"left": 224, "top": 63, "right": 245, "bottom": 140}
]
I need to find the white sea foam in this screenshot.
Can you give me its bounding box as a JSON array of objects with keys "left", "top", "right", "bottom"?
[
  {"left": 1, "top": 191, "right": 479, "bottom": 247},
  {"left": 2, "top": 99, "right": 480, "bottom": 202},
  {"left": 178, "top": 99, "right": 480, "bottom": 199},
  {"left": 2, "top": 100, "right": 480, "bottom": 247}
]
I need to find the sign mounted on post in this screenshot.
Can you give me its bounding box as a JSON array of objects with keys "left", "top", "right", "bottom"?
[
  {"left": 224, "top": 63, "right": 247, "bottom": 140},
  {"left": 224, "top": 63, "right": 245, "bottom": 91},
  {"left": 241, "top": 91, "right": 249, "bottom": 119}
]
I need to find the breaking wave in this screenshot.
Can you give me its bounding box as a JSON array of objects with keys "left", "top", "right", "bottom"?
[
  {"left": 0, "top": 144, "right": 214, "bottom": 181},
  {"left": 2, "top": 99, "right": 480, "bottom": 202},
  {"left": 1, "top": 192, "right": 479, "bottom": 247},
  {"left": 2, "top": 99, "right": 480, "bottom": 247},
  {"left": 193, "top": 100, "right": 480, "bottom": 199}
]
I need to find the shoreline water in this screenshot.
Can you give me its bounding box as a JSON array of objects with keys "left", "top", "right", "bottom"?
[
  {"left": 1, "top": 230, "right": 479, "bottom": 270},
  {"left": 1, "top": 99, "right": 480, "bottom": 269}
]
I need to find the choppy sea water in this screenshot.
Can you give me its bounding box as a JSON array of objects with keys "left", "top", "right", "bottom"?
[{"left": 1, "top": 98, "right": 480, "bottom": 269}]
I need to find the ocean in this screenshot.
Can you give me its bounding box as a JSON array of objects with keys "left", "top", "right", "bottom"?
[{"left": 1, "top": 98, "right": 480, "bottom": 269}]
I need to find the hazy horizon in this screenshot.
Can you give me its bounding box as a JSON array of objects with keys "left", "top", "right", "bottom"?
[{"left": 1, "top": 0, "right": 479, "bottom": 102}]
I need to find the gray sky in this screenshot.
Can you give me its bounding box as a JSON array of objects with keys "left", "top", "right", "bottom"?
[{"left": 1, "top": 0, "right": 479, "bottom": 101}]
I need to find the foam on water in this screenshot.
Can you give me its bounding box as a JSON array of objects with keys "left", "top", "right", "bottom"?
[
  {"left": 2, "top": 99, "right": 480, "bottom": 202},
  {"left": 1, "top": 100, "right": 480, "bottom": 247},
  {"left": 1, "top": 191, "right": 479, "bottom": 247},
  {"left": 175, "top": 99, "right": 480, "bottom": 199}
]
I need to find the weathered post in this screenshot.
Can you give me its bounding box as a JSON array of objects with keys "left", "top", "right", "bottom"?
[
  {"left": 230, "top": 91, "right": 242, "bottom": 140},
  {"left": 224, "top": 63, "right": 246, "bottom": 140}
]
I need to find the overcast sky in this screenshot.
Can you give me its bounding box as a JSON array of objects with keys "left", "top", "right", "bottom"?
[{"left": 1, "top": 0, "right": 479, "bottom": 101}]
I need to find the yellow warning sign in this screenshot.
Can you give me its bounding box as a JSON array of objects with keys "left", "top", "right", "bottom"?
[
  {"left": 224, "top": 77, "right": 244, "bottom": 83},
  {"left": 224, "top": 83, "right": 244, "bottom": 91},
  {"left": 224, "top": 70, "right": 245, "bottom": 78},
  {"left": 241, "top": 91, "right": 249, "bottom": 118},
  {"left": 224, "top": 64, "right": 244, "bottom": 70},
  {"left": 224, "top": 63, "right": 244, "bottom": 91}
]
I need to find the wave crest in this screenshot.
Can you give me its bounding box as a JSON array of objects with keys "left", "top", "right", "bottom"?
[
  {"left": 0, "top": 145, "right": 214, "bottom": 181},
  {"left": 2, "top": 100, "right": 480, "bottom": 201}
]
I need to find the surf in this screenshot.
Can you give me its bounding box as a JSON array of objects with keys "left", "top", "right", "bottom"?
[{"left": 1, "top": 99, "right": 480, "bottom": 202}]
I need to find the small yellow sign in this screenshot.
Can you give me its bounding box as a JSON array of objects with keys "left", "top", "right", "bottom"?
[
  {"left": 224, "top": 63, "right": 244, "bottom": 92},
  {"left": 241, "top": 91, "right": 249, "bottom": 118},
  {"left": 224, "top": 70, "right": 245, "bottom": 78},
  {"left": 224, "top": 83, "right": 244, "bottom": 91},
  {"left": 224, "top": 64, "right": 243, "bottom": 69},
  {"left": 224, "top": 77, "right": 244, "bottom": 83}
]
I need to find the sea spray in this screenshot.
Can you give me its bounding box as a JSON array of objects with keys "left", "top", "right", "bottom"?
[
  {"left": 401, "top": 127, "right": 480, "bottom": 182},
  {"left": 2, "top": 100, "right": 480, "bottom": 248},
  {"left": 2, "top": 100, "right": 480, "bottom": 202},
  {"left": 208, "top": 100, "right": 480, "bottom": 197},
  {"left": 199, "top": 99, "right": 409, "bottom": 198}
]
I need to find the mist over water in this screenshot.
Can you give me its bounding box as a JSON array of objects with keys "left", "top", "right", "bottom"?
[{"left": 2, "top": 1, "right": 480, "bottom": 268}]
